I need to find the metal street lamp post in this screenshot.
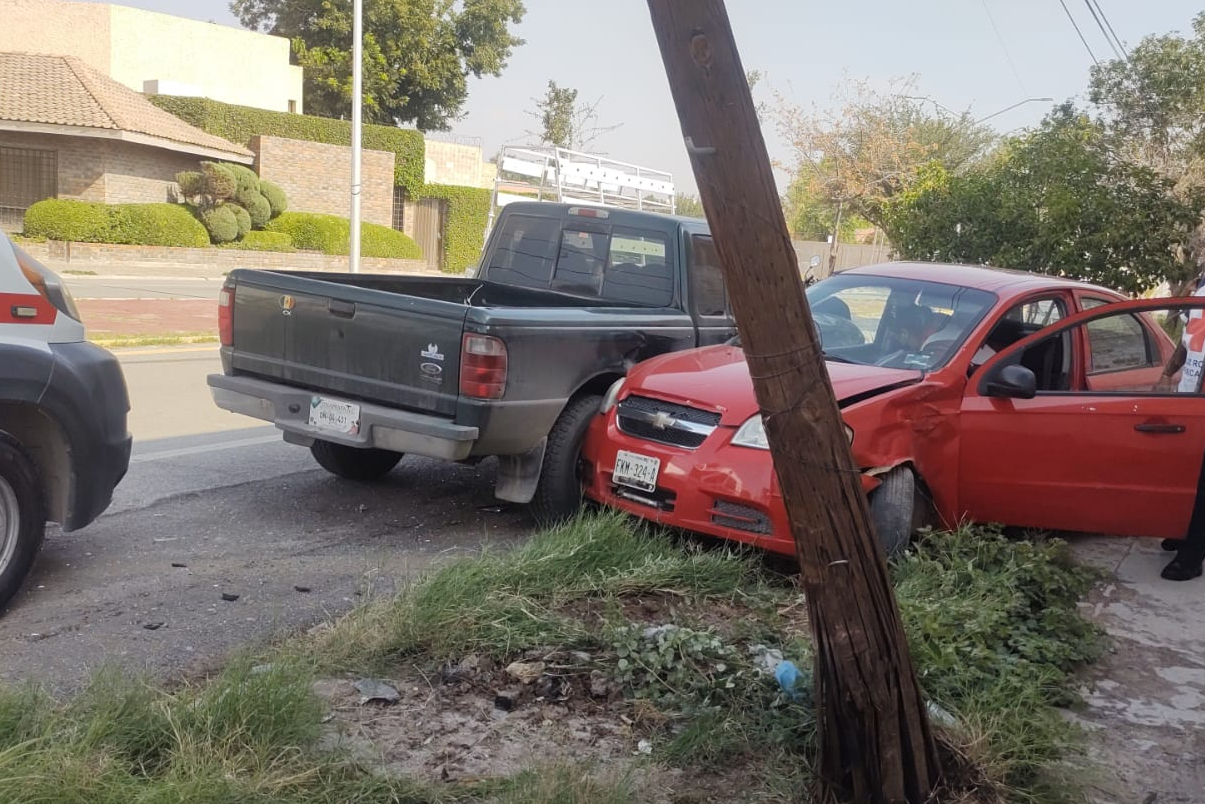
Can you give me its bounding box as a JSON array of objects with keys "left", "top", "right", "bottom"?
[{"left": 349, "top": 0, "right": 363, "bottom": 273}]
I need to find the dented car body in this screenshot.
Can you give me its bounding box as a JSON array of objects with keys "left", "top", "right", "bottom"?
[{"left": 581, "top": 262, "right": 1195, "bottom": 555}]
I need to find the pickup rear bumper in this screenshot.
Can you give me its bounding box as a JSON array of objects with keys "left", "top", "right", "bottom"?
[{"left": 207, "top": 374, "right": 479, "bottom": 461}]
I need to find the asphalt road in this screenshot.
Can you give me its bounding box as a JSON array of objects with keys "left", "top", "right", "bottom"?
[
  {"left": 63, "top": 275, "right": 227, "bottom": 301},
  {"left": 0, "top": 347, "right": 530, "bottom": 690}
]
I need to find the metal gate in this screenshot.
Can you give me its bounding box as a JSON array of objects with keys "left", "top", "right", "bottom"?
[
  {"left": 0, "top": 146, "right": 57, "bottom": 231},
  {"left": 413, "top": 197, "right": 446, "bottom": 271}
]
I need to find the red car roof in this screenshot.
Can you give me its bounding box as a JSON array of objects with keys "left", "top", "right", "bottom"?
[{"left": 842, "top": 262, "right": 1125, "bottom": 300}]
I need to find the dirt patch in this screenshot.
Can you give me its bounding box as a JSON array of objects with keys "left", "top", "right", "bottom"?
[{"left": 313, "top": 658, "right": 677, "bottom": 791}]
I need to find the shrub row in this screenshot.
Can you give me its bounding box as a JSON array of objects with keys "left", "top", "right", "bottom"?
[
  {"left": 416, "top": 183, "right": 491, "bottom": 273},
  {"left": 23, "top": 200, "right": 208, "bottom": 248},
  {"left": 266, "top": 212, "right": 422, "bottom": 259}
]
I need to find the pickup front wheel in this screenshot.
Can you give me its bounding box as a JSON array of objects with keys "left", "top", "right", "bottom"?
[
  {"left": 529, "top": 394, "right": 602, "bottom": 527},
  {"left": 0, "top": 433, "right": 46, "bottom": 611},
  {"left": 310, "top": 440, "right": 403, "bottom": 481}
]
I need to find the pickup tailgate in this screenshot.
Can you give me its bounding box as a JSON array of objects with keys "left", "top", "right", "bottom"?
[{"left": 228, "top": 271, "right": 475, "bottom": 416}]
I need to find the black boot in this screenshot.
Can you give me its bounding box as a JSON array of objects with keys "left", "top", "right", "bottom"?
[
  {"left": 1162, "top": 538, "right": 1186, "bottom": 552},
  {"left": 1162, "top": 549, "right": 1204, "bottom": 581}
]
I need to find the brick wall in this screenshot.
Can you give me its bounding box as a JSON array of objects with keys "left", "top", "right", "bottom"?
[
  {"left": 0, "top": 131, "right": 212, "bottom": 208},
  {"left": 98, "top": 140, "right": 200, "bottom": 204},
  {"left": 251, "top": 136, "right": 395, "bottom": 227}
]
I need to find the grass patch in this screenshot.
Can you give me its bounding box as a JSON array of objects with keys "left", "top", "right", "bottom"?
[
  {"left": 0, "top": 516, "right": 1107, "bottom": 803},
  {"left": 93, "top": 333, "right": 218, "bottom": 349}
]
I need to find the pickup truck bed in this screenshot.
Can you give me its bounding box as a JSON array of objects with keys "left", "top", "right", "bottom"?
[{"left": 209, "top": 202, "right": 735, "bottom": 521}]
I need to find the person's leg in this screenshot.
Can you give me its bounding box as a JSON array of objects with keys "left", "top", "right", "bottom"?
[{"left": 1163, "top": 450, "right": 1205, "bottom": 581}]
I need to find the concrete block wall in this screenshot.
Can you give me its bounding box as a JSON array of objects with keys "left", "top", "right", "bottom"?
[{"left": 252, "top": 135, "right": 395, "bottom": 227}]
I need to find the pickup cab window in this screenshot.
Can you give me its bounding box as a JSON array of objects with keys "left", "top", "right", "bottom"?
[
  {"left": 601, "top": 227, "right": 673, "bottom": 307},
  {"left": 486, "top": 214, "right": 560, "bottom": 287},
  {"left": 689, "top": 235, "right": 728, "bottom": 317}
]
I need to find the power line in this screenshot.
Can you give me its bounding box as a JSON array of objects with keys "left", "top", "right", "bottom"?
[
  {"left": 1082, "top": 0, "right": 1125, "bottom": 62},
  {"left": 1089, "top": 0, "right": 1130, "bottom": 61},
  {"left": 979, "top": 0, "right": 1028, "bottom": 94},
  {"left": 1056, "top": 0, "right": 1100, "bottom": 66}
]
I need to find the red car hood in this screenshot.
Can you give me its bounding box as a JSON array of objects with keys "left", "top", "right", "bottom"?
[{"left": 625, "top": 345, "right": 923, "bottom": 425}]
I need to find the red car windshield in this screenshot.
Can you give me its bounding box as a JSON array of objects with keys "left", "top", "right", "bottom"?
[{"left": 806, "top": 274, "right": 997, "bottom": 370}]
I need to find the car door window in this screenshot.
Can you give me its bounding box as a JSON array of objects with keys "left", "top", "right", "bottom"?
[
  {"left": 971, "top": 296, "right": 1067, "bottom": 372},
  {"left": 689, "top": 235, "right": 728, "bottom": 317},
  {"left": 1085, "top": 312, "right": 1156, "bottom": 376},
  {"left": 1003, "top": 305, "right": 1179, "bottom": 394}
]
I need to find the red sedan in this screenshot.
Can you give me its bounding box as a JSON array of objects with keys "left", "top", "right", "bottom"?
[{"left": 580, "top": 262, "right": 1205, "bottom": 556}]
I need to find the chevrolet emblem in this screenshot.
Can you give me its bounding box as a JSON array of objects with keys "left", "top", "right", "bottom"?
[{"left": 650, "top": 411, "right": 676, "bottom": 430}]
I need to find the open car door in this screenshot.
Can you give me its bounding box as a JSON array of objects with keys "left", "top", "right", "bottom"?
[{"left": 958, "top": 297, "right": 1205, "bottom": 539}]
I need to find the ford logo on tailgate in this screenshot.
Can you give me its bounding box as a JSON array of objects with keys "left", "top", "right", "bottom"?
[{"left": 420, "top": 362, "right": 443, "bottom": 377}]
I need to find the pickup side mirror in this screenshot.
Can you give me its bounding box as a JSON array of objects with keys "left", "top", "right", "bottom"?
[{"left": 983, "top": 364, "right": 1037, "bottom": 399}]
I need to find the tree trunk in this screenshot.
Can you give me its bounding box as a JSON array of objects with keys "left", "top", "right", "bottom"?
[{"left": 644, "top": 3, "right": 940, "bottom": 801}]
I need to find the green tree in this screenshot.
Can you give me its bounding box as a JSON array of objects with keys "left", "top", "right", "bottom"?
[
  {"left": 527, "top": 80, "right": 620, "bottom": 151},
  {"left": 230, "top": 0, "right": 526, "bottom": 130},
  {"left": 674, "top": 193, "right": 704, "bottom": 217},
  {"left": 1089, "top": 12, "right": 1205, "bottom": 174},
  {"left": 884, "top": 106, "right": 1203, "bottom": 294},
  {"left": 777, "top": 77, "right": 997, "bottom": 233}
]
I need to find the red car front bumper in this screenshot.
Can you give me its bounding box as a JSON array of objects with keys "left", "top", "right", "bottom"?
[{"left": 581, "top": 409, "right": 878, "bottom": 556}]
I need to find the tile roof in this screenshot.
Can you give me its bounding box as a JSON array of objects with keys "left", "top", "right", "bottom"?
[{"left": 0, "top": 52, "right": 252, "bottom": 157}]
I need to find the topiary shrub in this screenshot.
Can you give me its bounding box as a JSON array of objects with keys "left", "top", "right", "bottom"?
[
  {"left": 175, "top": 171, "right": 206, "bottom": 199},
  {"left": 228, "top": 203, "right": 252, "bottom": 238},
  {"left": 259, "top": 180, "right": 288, "bottom": 218},
  {"left": 199, "top": 162, "right": 237, "bottom": 201},
  {"left": 107, "top": 203, "right": 209, "bottom": 247},
  {"left": 223, "top": 163, "right": 260, "bottom": 194},
  {"left": 236, "top": 187, "right": 272, "bottom": 228},
  {"left": 23, "top": 199, "right": 111, "bottom": 242},
  {"left": 201, "top": 206, "right": 239, "bottom": 243},
  {"left": 265, "top": 212, "right": 348, "bottom": 254},
  {"left": 362, "top": 222, "right": 423, "bottom": 260},
  {"left": 221, "top": 230, "right": 296, "bottom": 252}
]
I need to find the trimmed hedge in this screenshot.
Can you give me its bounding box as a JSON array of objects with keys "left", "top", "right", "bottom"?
[
  {"left": 23, "top": 199, "right": 110, "bottom": 243},
  {"left": 108, "top": 203, "right": 209, "bottom": 247},
  {"left": 260, "top": 180, "right": 288, "bottom": 217},
  {"left": 266, "top": 212, "right": 422, "bottom": 259},
  {"left": 417, "top": 184, "right": 492, "bottom": 273},
  {"left": 23, "top": 200, "right": 208, "bottom": 247},
  {"left": 362, "top": 222, "right": 423, "bottom": 260},
  {"left": 201, "top": 206, "right": 239, "bottom": 244},
  {"left": 150, "top": 96, "right": 426, "bottom": 197},
  {"left": 221, "top": 230, "right": 296, "bottom": 252}
]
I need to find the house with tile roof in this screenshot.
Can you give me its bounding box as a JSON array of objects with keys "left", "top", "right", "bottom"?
[{"left": 0, "top": 52, "right": 252, "bottom": 230}]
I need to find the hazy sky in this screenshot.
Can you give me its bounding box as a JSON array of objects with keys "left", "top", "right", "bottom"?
[{"left": 79, "top": 0, "right": 1203, "bottom": 194}]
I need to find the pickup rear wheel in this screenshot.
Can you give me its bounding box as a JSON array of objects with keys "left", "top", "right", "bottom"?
[
  {"left": 310, "top": 440, "right": 403, "bottom": 481},
  {"left": 0, "top": 433, "right": 46, "bottom": 611},
  {"left": 529, "top": 394, "right": 602, "bottom": 527}
]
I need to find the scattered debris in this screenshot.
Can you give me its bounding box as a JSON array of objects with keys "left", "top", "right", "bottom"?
[
  {"left": 142, "top": 622, "right": 164, "bottom": 631},
  {"left": 493, "top": 689, "right": 521, "bottom": 711},
  {"left": 220, "top": 592, "right": 240, "bottom": 602},
  {"left": 251, "top": 663, "right": 275, "bottom": 675},
  {"left": 294, "top": 585, "right": 312, "bottom": 593},
  {"left": 748, "top": 644, "right": 785, "bottom": 675},
  {"left": 171, "top": 562, "right": 187, "bottom": 568},
  {"left": 504, "top": 660, "right": 546, "bottom": 685},
  {"left": 636, "top": 738, "right": 653, "bottom": 755},
  {"left": 476, "top": 503, "right": 509, "bottom": 513},
  {"left": 354, "top": 678, "right": 400, "bottom": 705}
]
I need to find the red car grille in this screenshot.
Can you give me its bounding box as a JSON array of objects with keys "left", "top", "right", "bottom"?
[
  {"left": 710, "top": 499, "right": 773, "bottom": 535},
  {"left": 616, "top": 395, "right": 720, "bottom": 449}
]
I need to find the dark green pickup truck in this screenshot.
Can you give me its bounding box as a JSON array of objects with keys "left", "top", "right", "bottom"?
[{"left": 207, "top": 202, "right": 736, "bottom": 521}]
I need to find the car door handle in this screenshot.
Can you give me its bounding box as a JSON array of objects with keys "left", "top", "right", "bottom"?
[
  {"left": 1134, "top": 422, "right": 1185, "bottom": 434},
  {"left": 328, "top": 300, "right": 356, "bottom": 318}
]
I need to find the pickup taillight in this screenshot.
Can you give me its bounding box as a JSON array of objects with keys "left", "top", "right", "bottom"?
[
  {"left": 460, "top": 334, "right": 507, "bottom": 400},
  {"left": 218, "top": 285, "right": 234, "bottom": 346}
]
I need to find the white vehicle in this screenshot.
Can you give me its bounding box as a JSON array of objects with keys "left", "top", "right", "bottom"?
[{"left": 0, "top": 233, "right": 131, "bottom": 610}]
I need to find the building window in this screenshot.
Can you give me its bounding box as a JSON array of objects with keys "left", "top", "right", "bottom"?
[
  {"left": 0, "top": 146, "right": 57, "bottom": 231},
  {"left": 392, "top": 186, "right": 406, "bottom": 231},
  {"left": 288, "top": 100, "right": 297, "bottom": 113}
]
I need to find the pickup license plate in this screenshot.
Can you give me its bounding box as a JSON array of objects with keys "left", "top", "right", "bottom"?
[
  {"left": 613, "top": 450, "right": 660, "bottom": 493},
  {"left": 309, "top": 396, "right": 361, "bottom": 435}
]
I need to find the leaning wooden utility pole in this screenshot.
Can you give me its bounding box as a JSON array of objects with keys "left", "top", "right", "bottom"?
[{"left": 645, "top": 3, "right": 940, "bottom": 802}]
